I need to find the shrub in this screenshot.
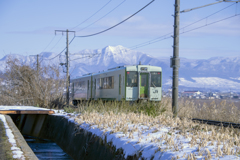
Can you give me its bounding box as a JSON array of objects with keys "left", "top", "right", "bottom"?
[{"left": 0, "top": 58, "right": 65, "bottom": 108}]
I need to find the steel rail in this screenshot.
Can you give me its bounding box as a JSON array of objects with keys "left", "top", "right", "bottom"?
[{"left": 192, "top": 118, "right": 240, "bottom": 129}]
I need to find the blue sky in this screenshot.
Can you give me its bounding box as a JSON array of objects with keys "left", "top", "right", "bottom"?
[{"left": 0, "top": 0, "right": 239, "bottom": 59}]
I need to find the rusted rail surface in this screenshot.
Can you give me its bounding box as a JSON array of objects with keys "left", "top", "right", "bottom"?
[
  {"left": 0, "top": 110, "right": 55, "bottom": 115},
  {"left": 192, "top": 118, "right": 240, "bottom": 129}
]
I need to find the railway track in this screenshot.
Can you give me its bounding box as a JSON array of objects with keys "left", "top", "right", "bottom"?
[{"left": 192, "top": 118, "right": 240, "bottom": 129}]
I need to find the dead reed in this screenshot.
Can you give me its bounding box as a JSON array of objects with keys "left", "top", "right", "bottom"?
[{"left": 71, "top": 98, "right": 240, "bottom": 159}]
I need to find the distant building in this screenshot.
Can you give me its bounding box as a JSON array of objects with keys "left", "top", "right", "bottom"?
[
  {"left": 181, "top": 91, "right": 202, "bottom": 99},
  {"left": 233, "top": 95, "right": 239, "bottom": 99}
]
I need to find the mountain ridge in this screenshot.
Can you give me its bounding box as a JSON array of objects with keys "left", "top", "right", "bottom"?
[{"left": 1, "top": 45, "right": 239, "bottom": 91}]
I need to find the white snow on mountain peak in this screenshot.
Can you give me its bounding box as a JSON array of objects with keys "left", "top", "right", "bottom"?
[
  {"left": 0, "top": 45, "right": 239, "bottom": 91},
  {"left": 104, "top": 45, "right": 127, "bottom": 52}
]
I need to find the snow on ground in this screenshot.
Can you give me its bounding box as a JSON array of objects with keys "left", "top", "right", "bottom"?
[
  {"left": 0, "top": 106, "right": 51, "bottom": 159},
  {"left": 1, "top": 106, "right": 239, "bottom": 159},
  {"left": 0, "top": 106, "right": 50, "bottom": 110},
  {"left": 53, "top": 109, "right": 240, "bottom": 160},
  {"left": 0, "top": 115, "right": 25, "bottom": 159}
]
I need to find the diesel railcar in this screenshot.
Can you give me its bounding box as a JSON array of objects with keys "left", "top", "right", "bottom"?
[{"left": 70, "top": 65, "right": 162, "bottom": 105}]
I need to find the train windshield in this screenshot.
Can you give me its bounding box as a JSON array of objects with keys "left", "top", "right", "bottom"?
[
  {"left": 151, "top": 72, "right": 161, "bottom": 87},
  {"left": 127, "top": 71, "right": 138, "bottom": 87}
]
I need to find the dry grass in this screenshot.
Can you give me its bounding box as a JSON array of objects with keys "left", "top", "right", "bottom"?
[
  {"left": 178, "top": 98, "right": 240, "bottom": 123},
  {"left": 71, "top": 99, "right": 171, "bottom": 117},
  {"left": 73, "top": 110, "right": 240, "bottom": 159},
  {"left": 71, "top": 97, "right": 240, "bottom": 123},
  {"left": 70, "top": 98, "right": 240, "bottom": 159}
]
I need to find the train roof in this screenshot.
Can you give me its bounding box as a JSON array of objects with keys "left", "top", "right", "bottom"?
[{"left": 71, "top": 64, "right": 162, "bottom": 80}]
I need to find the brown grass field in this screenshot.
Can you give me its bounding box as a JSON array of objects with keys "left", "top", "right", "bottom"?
[{"left": 70, "top": 98, "right": 240, "bottom": 159}]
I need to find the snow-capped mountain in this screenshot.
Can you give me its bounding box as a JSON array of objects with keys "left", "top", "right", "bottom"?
[{"left": 0, "top": 45, "right": 239, "bottom": 91}]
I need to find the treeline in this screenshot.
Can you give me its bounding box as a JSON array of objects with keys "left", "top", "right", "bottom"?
[{"left": 0, "top": 58, "right": 66, "bottom": 108}]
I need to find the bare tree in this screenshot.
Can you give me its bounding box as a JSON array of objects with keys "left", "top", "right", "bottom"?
[{"left": 0, "top": 58, "right": 65, "bottom": 108}]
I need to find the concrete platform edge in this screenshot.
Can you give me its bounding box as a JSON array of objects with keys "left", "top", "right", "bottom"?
[{"left": 5, "top": 115, "right": 38, "bottom": 160}]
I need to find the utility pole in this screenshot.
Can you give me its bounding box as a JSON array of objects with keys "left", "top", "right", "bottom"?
[
  {"left": 55, "top": 29, "right": 75, "bottom": 107},
  {"left": 37, "top": 54, "right": 39, "bottom": 77},
  {"left": 30, "top": 54, "right": 40, "bottom": 78},
  {"left": 171, "top": 0, "right": 239, "bottom": 117},
  {"left": 171, "top": 0, "right": 180, "bottom": 117}
]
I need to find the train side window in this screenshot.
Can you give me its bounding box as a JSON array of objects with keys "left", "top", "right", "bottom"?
[
  {"left": 108, "top": 76, "right": 114, "bottom": 89},
  {"left": 104, "top": 76, "right": 114, "bottom": 89},
  {"left": 97, "top": 78, "right": 101, "bottom": 89},
  {"left": 103, "top": 78, "right": 107, "bottom": 89},
  {"left": 75, "top": 81, "right": 85, "bottom": 91},
  {"left": 97, "top": 76, "right": 114, "bottom": 89},
  {"left": 151, "top": 72, "right": 161, "bottom": 87},
  {"left": 127, "top": 71, "right": 138, "bottom": 87}
]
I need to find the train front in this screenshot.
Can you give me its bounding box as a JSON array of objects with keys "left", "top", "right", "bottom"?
[{"left": 125, "top": 65, "right": 162, "bottom": 101}]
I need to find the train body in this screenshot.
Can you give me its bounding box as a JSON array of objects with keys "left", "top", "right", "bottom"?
[{"left": 70, "top": 65, "right": 162, "bottom": 104}]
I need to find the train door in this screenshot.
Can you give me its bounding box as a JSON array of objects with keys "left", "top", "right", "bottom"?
[
  {"left": 150, "top": 72, "right": 162, "bottom": 101},
  {"left": 87, "top": 79, "right": 92, "bottom": 100},
  {"left": 126, "top": 71, "right": 138, "bottom": 101},
  {"left": 140, "top": 73, "right": 149, "bottom": 98}
]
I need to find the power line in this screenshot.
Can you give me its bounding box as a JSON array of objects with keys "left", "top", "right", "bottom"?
[
  {"left": 70, "top": 52, "right": 98, "bottom": 55},
  {"left": 27, "top": 0, "right": 154, "bottom": 61},
  {"left": 40, "top": 35, "right": 56, "bottom": 53},
  {"left": 71, "top": 0, "right": 113, "bottom": 30},
  {"left": 42, "top": 37, "right": 75, "bottom": 61},
  {"left": 181, "top": 2, "right": 237, "bottom": 29},
  {"left": 69, "top": 53, "right": 101, "bottom": 61},
  {"left": 180, "top": 14, "right": 240, "bottom": 35},
  {"left": 42, "top": 48, "right": 65, "bottom": 61},
  {"left": 38, "top": 35, "right": 63, "bottom": 62},
  {"left": 69, "top": 52, "right": 100, "bottom": 56},
  {"left": 70, "top": 52, "right": 102, "bottom": 65},
  {"left": 75, "top": 0, "right": 155, "bottom": 38},
  {"left": 76, "top": 0, "right": 126, "bottom": 32},
  {"left": 35, "top": 35, "right": 57, "bottom": 64},
  {"left": 130, "top": 14, "right": 240, "bottom": 50},
  {"left": 130, "top": 36, "right": 172, "bottom": 50},
  {"left": 129, "top": 33, "right": 172, "bottom": 50},
  {"left": 69, "top": 36, "right": 75, "bottom": 45},
  {"left": 48, "top": 35, "right": 64, "bottom": 52},
  {"left": 69, "top": 54, "right": 102, "bottom": 77},
  {"left": 129, "top": 3, "right": 239, "bottom": 50},
  {"left": 38, "top": 2, "right": 239, "bottom": 64}
]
